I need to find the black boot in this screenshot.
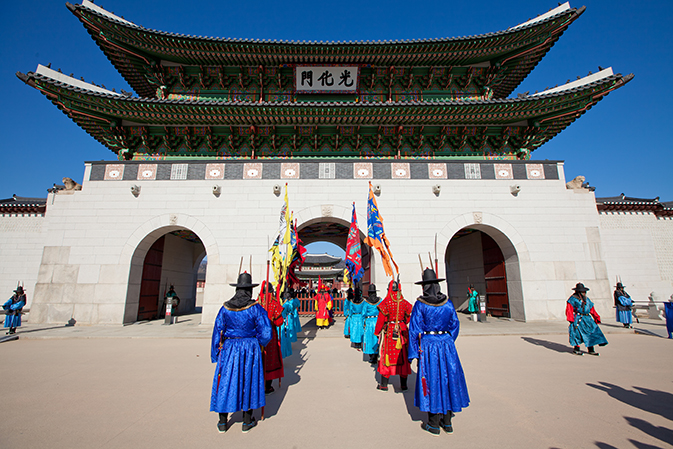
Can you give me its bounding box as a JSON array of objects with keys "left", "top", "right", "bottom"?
[
  {"left": 217, "top": 413, "right": 228, "bottom": 433},
  {"left": 572, "top": 345, "right": 583, "bottom": 356},
  {"left": 400, "top": 376, "right": 408, "bottom": 391},
  {"left": 265, "top": 380, "right": 275, "bottom": 395},
  {"left": 587, "top": 346, "right": 599, "bottom": 356},
  {"left": 369, "top": 354, "right": 378, "bottom": 365},
  {"left": 440, "top": 412, "right": 453, "bottom": 433},
  {"left": 242, "top": 410, "right": 257, "bottom": 432},
  {"left": 377, "top": 376, "right": 389, "bottom": 391},
  {"left": 422, "top": 412, "right": 441, "bottom": 436}
]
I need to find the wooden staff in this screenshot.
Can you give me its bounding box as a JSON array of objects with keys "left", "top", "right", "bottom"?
[
  {"left": 238, "top": 256, "right": 243, "bottom": 276},
  {"left": 428, "top": 253, "right": 433, "bottom": 272},
  {"left": 434, "top": 233, "right": 438, "bottom": 274},
  {"left": 418, "top": 254, "right": 424, "bottom": 274}
]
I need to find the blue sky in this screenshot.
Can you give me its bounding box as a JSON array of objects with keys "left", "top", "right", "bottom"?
[{"left": 1, "top": 0, "right": 671, "bottom": 205}]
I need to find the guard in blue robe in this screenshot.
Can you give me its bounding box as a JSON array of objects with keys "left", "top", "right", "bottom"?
[
  {"left": 665, "top": 301, "right": 673, "bottom": 339},
  {"left": 565, "top": 283, "right": 608, "bottom": 356},
  {"left": 362, "top": 284, "right": 381, "bottom": 364},
  {"left": 291, "top": 292, "right": 302, "bottom": 336},
  {"left": 343, "top": 288, "right": 353, "bottom": 339},
  {"left": 279, "top": 291, "right": 294, "bottom": 358},
  {"left": 210, "top": 273, "right": 272, "bottom": 433},
  {"left": 409, "top": 269, "right": 470, "bottom": 436},
  {"left": 3, "top": 285, "right": 26, "bottom": 334},
  {"left": 613, "top": 282, "right": 633, "bottom": 328},
  {"left": 348, "top": 287, "right": 365, "bottom": 350}
]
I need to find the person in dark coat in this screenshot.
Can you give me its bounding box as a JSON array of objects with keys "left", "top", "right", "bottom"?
[
  {"left": 210, "top": 272, "right": 272, "bottom": 433},
  {"left": 3, "top": 285, "right": 26, "bottom": 335},
  {"left": 613, "top": 282, "right": 633, "bottom": 328},
  {"left": 565, "top": 283, "right": 608, "bottom": 356},
  {"left": 409, "top": 269, "right": 470, "bottom": 436}
]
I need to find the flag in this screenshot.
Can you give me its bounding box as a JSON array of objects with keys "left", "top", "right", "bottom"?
[
  {"left": 344, "top": 202, "right": 364, "bottom": 286},
  {"left": 270, "top": 185, "right": 290, "bottom": 288},
  {"left": 286, "top": 219, "right": 307, "bottom": 287},
  {"left": 363, "top": 182, "right": 399, "bottom": 277}
]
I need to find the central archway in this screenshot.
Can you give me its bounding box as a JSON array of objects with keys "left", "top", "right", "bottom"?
[
  {"left": 445, "top": 224, "right": 524, "bottom": 321},
  {"left": 125, "top": 226, "right": 207, "bottom": 324}
]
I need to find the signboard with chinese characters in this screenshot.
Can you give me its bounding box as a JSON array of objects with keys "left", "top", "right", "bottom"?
[{"left": 294, "top": 66, "right": 359, "bottom": 94}]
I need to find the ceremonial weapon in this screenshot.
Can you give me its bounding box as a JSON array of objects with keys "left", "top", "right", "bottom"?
[
  {"left": 428, "top": 253, "right": 433, "bottom": 272},
  {"left": 238, "top": 256, "right": 243, "bottom": 276},
  {"left": 434, "top": 234, "right": 438, "bottom": 274},
  {"left": 418, "top": 254, "right": 424, "bottom": 272}
]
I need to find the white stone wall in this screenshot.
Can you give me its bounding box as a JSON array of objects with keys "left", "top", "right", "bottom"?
[
  {"left": 19, "top": 160, "right": 627, "bottom": 325},
  {"left": 0, "top": 213, "right": 46, "bottom": 308},
  {"left": 598, "top": 211, "right": 673, "bottom": 304}
]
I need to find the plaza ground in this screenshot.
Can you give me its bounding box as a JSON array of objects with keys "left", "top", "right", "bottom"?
[{"left": 0, "top": 315, "right": 671, "bottom": 449}]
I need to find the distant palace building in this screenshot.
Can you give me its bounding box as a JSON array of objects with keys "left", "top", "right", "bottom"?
[{"left": 3, "top": 1, "right": 670, "bottom": 326}]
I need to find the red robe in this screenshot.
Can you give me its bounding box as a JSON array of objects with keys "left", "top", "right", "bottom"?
[
  {"left": 375, "top": 288, "right": 413, "bottom": 377},
  {"left": 314, "top": 291, "right": 333, "bottom": 326},
  {"left": 258, "top": 289, "right": 284, "bottom": 381}
]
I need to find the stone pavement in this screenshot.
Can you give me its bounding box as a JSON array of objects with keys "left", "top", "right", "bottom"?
[{"left": 1, "top": 315, "right": 671, "bottom": 448}]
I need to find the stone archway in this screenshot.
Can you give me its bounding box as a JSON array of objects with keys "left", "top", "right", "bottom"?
[
  {"left": 443, "top": 222, "right": 525, "bottom": 321},
  {"left": 123, "top": 226, "right": 208, "bottom": 324}
]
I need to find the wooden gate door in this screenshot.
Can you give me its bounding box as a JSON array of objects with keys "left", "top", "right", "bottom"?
[
  {"left": 481, "top": 233, "right": 510, "bottom": 317},
  {"left": 137, "top": 236, "right": 165, "bottom": 321}
]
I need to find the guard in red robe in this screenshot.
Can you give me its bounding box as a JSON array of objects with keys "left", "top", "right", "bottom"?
[
  {"left": 258, "top": 282, "right": 284, "bottom": 394},
  {"left": 314, "top": 282, "right": 333, "bottom": 329},
  {"left": 375, "top": 280, "right": 413, "bottom": 391}
]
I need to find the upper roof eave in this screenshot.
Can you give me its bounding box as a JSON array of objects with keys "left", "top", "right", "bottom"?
[
  {"left": 68, "top": 1, "right": 582, "bottom": 57},
  {"left": 20, "top": 66, "right": 631, "bottom": 109}
]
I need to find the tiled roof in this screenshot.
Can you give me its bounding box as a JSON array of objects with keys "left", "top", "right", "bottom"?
[{"left": 0, "top": 195, "right": 47, "bottom": 214}]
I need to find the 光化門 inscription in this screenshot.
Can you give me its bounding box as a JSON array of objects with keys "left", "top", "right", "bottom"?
[{"left": 295, "top": 66, "right": 359, "bottom": 93}]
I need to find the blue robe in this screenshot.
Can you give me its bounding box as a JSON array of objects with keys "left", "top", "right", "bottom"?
[
  {"left": 283, "top": 300, "right": 297, "bottom": 343},
  {"left": 210, "top": 303, "right": 272, "bottom": 413},
  {"left": 409, "top": 299, "right": 470, "bottom": 414},
  {"left": 3, "top": 297, "right": 25, "bottom": 328},
  {"left": 279, "top": 301, "right": 294, "bottom": 358},
  {"left": 664, "top": 302, "right": 673, "bottom": 339},
  {"left": 343, "top": 299, "right": 351, "bottom": 337},
  {"left": 567, "top": 295, "right": 608, "bottom": 348},
  {"left": 292, "top": 297, "right": 302, "bottom": 335},
  {"left": 615, "top": 295, "right": 633, "bottom": 324},
  {"left": 362, "top": 301, "right": 380, "bottom": 355},
  {"left": 349, "top": 301, "right": 365, "bottom": 344}
]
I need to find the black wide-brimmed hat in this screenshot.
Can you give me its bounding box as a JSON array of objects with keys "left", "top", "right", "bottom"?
[
  {"left": 14, "top": 286, "right": 24, "bottom": 294},
  {"left": 230, "top": 272, "right": 259, "bottom": 288},
  {"left": 415, "top": 268, "right": 445, "bottom": 285},
  {"left": 368, "top": 284, "right": 378, "bottom": 293},
  {"left": 615, "top": 282, "right": 625, "bottom": 289},
  {"left": 572, "top": 283, "right": 590, "bottom": 292}
]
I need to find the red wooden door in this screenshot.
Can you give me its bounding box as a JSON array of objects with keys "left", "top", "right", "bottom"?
[
  {"left": 137, "top": 236, "right": 165, "bottom": 321},
  {"left": 481, "top": 233, "right": 509, "bottom": 317}
]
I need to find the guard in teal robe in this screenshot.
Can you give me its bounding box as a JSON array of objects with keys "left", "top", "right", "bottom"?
[
  {"left": 565, "top": 283, "right": 608, "bottom": 356},
  {"left": 3, "top": 286, "right": 26, "bottom": 335},
  {"left": 343, "top": 288, "right": 353, "bottom": 339},
  {"left": 362, "top": 284, "right": 381, "bottom": 364},
  {"left": 613, "top": 282, "right": 633, "bottom": 327},
  {"left": 349, "top": 287, "right": 365, "bottom": 349}
]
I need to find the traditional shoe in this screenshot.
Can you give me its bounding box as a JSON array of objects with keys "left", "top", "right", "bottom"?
[
  {"left": 242, "top": 418, "right": 257, "bottom": 433},
  {"left": 376, "top": 384, "right": 388, "bottom": 391},
  {"left": 217, "top": 422, "right": 228, "bottom": 433},
  {"left": 421, "top": 422, "right": 440, "bottom": 436},
  {"left": 573, "top": 348, "right": 583, "bottom": 356},
  {"left": 441, "top": 424, "right": 453, "bottom": 433},
  {"left": 265, "top": 386, "right": 275, "bottom": 395},
  {"left": 400, "top": 385, "right": 408, "bottom": 391},
  {"left": 587, "top": 350, "right": 600, "bottom": 356}
]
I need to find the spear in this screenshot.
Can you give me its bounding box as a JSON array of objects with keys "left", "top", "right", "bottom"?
[
  {"left": 418, "top": 254, "right": 424, "bottom": 274},
  {"left": 434, "top": 233, "right": 438, "bottom": 274}
]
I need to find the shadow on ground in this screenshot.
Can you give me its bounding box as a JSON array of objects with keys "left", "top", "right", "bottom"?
[
  {"left": 521, "top": 336, "right": 575, "bottom": 354},
  {"left": 587, "top": 381, "right": 673, "bottom": 421}
]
